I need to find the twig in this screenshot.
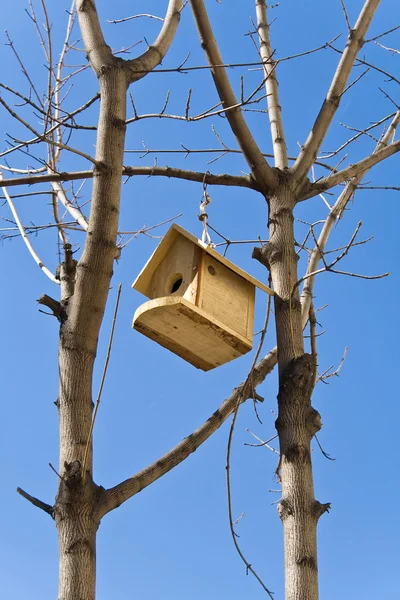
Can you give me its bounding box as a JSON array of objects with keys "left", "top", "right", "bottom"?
[
  {"left": 374, "top": 41, "right": 400, "bottom": 55},
  {"left": 0, "top": 89, "right": 99, "bottom": 161},
  {"left": 226, "top": 400, "right": 274, "bottom": 598},
  {"left": 339, "top": 0, "right": 351, "bottom": 32},
  {"left": 339, "top": 68, "right": 369, "bottom": 98},
  {"left": 225, "top": 276, "right": 274, "bottom": 597},
  {"left": 5, "top": 30, "right": 43, "bottom": 107},
  {"left": 378, "top": 87, "right": 400, "bottom": 110},
  {"left": 16, "top": 487, "right": 54, "bottom": 517},
  {"left": 118, "top": 213, "right": 182, "bottom": 251},
  {"left": 304, "top": 139, "right": 400, "bottom": 200},
  {"left": 244, "top": 430, "right": 279, "bottom": 454},
  {"left": 314, "top": 434, "right": 336, "bottom": 460},
  {"left": 0, "top": 96, "right": 100, "bottom": 167},
  {"left": 316, "top": 347, "right": 348, "bottom": 384},
  {"left": 49, "top": 462, "right": 63, "bottom": 480},
  {"left": 357, "top": 185, "right": 400, "bottom": 191},
  {"left": 366, "top": 24, "right": 400, "bottom": 43},
  {"left": 0, "top": 190, "right": 52, "bottom": 200},
  {"left": 327, "top": 41, "right": 400, "bottom": 86},
  {"left": 107, "top": 14, "right": 164, "bottom": 24},
  {"left": 126, "top": 81, "right": 270, "bottom": 125},
  {"left": 214, "top": 238, "right": 269, "bottom": 249},
  {"left": 128, "top": 36, "right": 342, "bottom": 74},
  {"left": 233, "top": 512, "right": 245, "bottom": 527},
  {"left": 324, "top": 237, "right": 374, "bottom": 254},
  {"left": 323, "top": 268, "right": 389, "bottom": 280},
  {"left": 309, "top": 304, "right": 318, "bottom": 388},
  {"left": 126, "top": 146, "right": 336, "bottom": 173},
  {"left": 318, "top": 111, "right": 397, "bottom": 159}
]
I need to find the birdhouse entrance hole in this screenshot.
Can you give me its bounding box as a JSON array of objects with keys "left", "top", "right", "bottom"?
[{"left": 167, "top": 273, "right": 183, "bottom": 294}]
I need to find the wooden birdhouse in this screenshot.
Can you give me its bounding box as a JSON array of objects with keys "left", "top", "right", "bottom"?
[{"left": 132, "top": 224, "right": 273, "bottom": 371}]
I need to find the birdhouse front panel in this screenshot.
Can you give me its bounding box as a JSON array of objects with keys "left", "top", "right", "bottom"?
[
  {"left": 197, "top": 253, "right": 255, "bottom": 340},
  {"left": 149, "top": 234, "right": 201, "bottom": 304}
]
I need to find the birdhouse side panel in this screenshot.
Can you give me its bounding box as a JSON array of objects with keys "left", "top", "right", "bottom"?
[
  {"left": 149, "top": 235, "right": 201, "bottom": 304},
  {"left": 198, "top": 255, "right": 255, "bottom": 340}
]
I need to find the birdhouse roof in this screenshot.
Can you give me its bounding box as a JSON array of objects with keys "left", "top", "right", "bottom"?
[{"left": 132, "top": 223, "right": 274, "bottom": 297}]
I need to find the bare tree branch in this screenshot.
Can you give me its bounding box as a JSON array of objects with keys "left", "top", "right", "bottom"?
[
  {"left": 126, "top": 82, "right": 269, "bottom": 125},
  {"left": 255, "top": 0, "right": 288, "bottom": 169},
  {"left": 125, "top": 146, "right": 336, "bottom": 172},
  {"left": 190, "top": 0, "right": 278, "bottom": 193},
  {"left": 0, "top": 88, "right": 99, "bottom": 160},
  {"left": 5, "top": 30, "right": 42, "bottom": 107},
  {"left": 318, "top": 111, "right": 397, "bottom": 159},
  {"left": 44, "top": 7, "right": 84, "bottom": 245},
  {"left": 76, "top": 0, "right": 116, "bottom": 74},
  {"left": 302, "top": 139, "right": 400, "bottom": 199},
  {"left": 0, "top": 166, "right": 259, "bottom": 191},
  {"left": 98, "top": 348, "right": 278, "bottom": 517},
  {"left": 125, "top": 0, "right": 183, "bottom": 84},
  {"left": 292, "top": 0, "right": 381, "bottom": 189},
  {"left": 51, "top": 178, "right": 88, "bottom": 231},
  {"left": 0, "top": 171, "right": 59, "bottom": 284},
  {"left": 295, "top": 221, "right": 389, "bottom": 286},
  {"left": 16, "top": 487, "right": 54, "bottom": 517},
  {"left": 300, "top": 109, "right": 400, "bottom": 321}
]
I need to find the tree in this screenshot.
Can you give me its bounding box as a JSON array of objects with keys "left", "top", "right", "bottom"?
[{"left": 1, "top": 1, "right": 399, "bottom": 599}]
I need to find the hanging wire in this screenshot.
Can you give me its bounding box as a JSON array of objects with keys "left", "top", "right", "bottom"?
[{"left": 198, "top": 171, "right": 213, "bottom": 246}]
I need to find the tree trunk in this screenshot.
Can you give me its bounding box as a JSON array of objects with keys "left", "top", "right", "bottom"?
[
  {"left": 56, "top": 473, "right": 100, "bottom": 600},
  {"left": 254, "top": 182, "right": 327, "bottom": 600},
  {"left": 54, "top": 66, "right": 128, "bottom": 600}
]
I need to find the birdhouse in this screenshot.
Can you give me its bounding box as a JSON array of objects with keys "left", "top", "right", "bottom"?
[{"left": 132, "top": 224, "right": 273, "bottom": 371}]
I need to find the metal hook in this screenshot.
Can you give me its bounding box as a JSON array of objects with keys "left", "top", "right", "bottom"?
[
  {"left": 202, "top": 170, "right": 211, "bottom": 193},
  {"left": 199, "top": 175, "right": 212, "bottom": 245}
]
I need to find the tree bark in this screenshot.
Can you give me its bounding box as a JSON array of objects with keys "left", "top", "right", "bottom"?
[
  {"left": 54, "top": 65, "right": 128, "bottom": 600},
  {"left": 276, "top": 354, "right": 326, "bottom": 600},
  {"left": 254, "top": 182, "right": 327, "bottom": 600}
]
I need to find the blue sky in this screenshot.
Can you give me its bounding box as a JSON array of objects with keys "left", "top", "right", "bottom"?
[{"left": 0, "top": 1, "right": 399, "bottom": 599}]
